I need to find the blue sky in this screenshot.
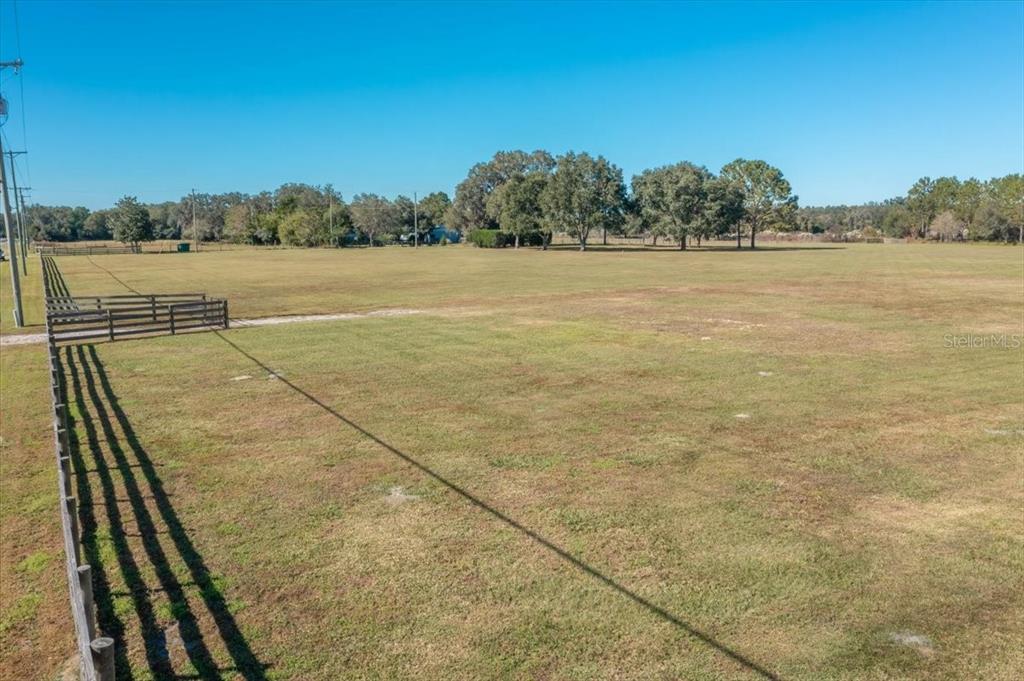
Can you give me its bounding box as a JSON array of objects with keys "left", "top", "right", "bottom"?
[{"left": 1, "top": 0, "right": 1021, "bottom": 209}]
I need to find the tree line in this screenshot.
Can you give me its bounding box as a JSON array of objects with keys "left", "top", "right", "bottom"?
[
  {"left": 445, "top": 151, "right": 795, "bottom": 250},
  {"left": 23, "top": 152, "right": 1022, "bottom": 248},
  {"left": 25, "top": 184, "right": 454, "bottom": 247},
  {"left": 797, "top": 175, "right": 1023, "bottom": 242}
]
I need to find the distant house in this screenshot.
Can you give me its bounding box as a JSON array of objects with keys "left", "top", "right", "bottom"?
[
  {"left": 428, "top": 226, "right": 460, "bottom": 244},
  {"left": 403, "top": 226, "right": 461, "bottom": 244}
]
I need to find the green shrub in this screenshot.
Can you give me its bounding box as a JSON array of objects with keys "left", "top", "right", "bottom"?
[
  {"left": 469, "top": 230, "right": 503, "bottom": 248},
  {"left": 469, "top": 230, "right": 546, "bottom": 248},
  {"left": 522, "top": 231, "right": 546, "bottom": 247}
]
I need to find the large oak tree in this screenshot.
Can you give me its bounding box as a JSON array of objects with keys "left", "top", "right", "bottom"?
[
  {"left": 721, "top": 158, "right": 797, "bottom": 248},
  {"left": 541, "top": 152, "right": 627, "bottom": 251},
  {"left": 632, "top": 162, "right": 712, "bottom": 250}
]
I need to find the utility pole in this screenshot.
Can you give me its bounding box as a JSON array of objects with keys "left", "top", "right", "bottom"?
[
  {"left": 191, "top": 188, "right": 198, "bottom": 253},
  {"left": 413, "top": 191, "right": 419, "bottom": 248},
  {"left": 0, "top": 134, "right": 24, "bottom": 326},
  {"left": 16, "top": 187, "right": 30, "bottom": 264},
  {"left": 5, "top": 150, "right": 27, "bottom": 275},
  {"left": 0, "top": 59, "right": 25, "bottom": 325}
]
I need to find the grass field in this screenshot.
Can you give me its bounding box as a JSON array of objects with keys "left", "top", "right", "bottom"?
[
  {"left": 0, "top": 255, "right": 46, "bottom": 334},
  {"left": 2, "top": 243, "right": 1022, "bottom": 680}
]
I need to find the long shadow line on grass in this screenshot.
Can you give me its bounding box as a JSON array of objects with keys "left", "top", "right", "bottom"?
[
  {"left": 44, "top": 255, "right": 75, "bottom": 298},
  {"left": 67, "top": 344, "right": 269, "bottom": 680},
  {"left": 87, "top": 254, "right": 144, "bottom": 295},
  {"left": 213, "top": 331, "right": 783, "bottom": 681}
]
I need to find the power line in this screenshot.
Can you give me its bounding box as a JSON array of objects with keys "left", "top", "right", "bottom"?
[
  {"left": 5, "top": 148, "right": 27, "bottom": 274},
  {"left": 1, "top": 50, "right": 27, "bottom": 325},
  {"left": 0, "top": 131, "right": 25, "bottom": 326},
  {"left": 13, "top": 0, "right": 30, "bottom": 185}
]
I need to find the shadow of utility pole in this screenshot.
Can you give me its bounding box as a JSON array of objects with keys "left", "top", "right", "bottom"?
[{"left": 214, "top": 330, "right": 783, "bottom": 681}]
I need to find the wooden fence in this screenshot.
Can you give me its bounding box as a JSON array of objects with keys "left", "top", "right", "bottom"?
[
  {"left": 37, "top": 256, "right": 234, "bottom": 679},
  {"left": 40, "top": 255, "right": 229, "bottom": 345},
  {"left": 46, "top": 296, "right": 229, "bottom": 344},
  {"left": 36, "top": 244, "right": 142, "bottom": 256},
  {"left": 44, "top": 317, "right": 114, "bottom": 681}
]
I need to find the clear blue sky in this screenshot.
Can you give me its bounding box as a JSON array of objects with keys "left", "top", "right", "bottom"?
[{"left": 1, "top": 0, "right": 1021, "bottom": 209}]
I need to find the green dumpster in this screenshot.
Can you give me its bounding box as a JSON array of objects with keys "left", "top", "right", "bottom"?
[{"left": 177, "top": 243, "right": 191, "bottom": 253}]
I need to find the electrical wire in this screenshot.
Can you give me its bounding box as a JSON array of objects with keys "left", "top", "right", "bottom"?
[{"left": 12, "top": 0, "right": 30, "bottom": 185}]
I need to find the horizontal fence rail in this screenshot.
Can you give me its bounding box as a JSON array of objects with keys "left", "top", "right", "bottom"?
[
  {"left": 49, "top": 299, "right": 229, "bottom": 344},
  {"left": 40, "top": 256, "right": 229, "bottom": 345},
  {"left": 36, "top": 244, "right": 141, "bottom": 256}
]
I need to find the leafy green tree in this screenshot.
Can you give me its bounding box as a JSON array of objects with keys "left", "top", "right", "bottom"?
[
  {"left": 324, "top": 191, "right": 354, "bottom": 247},
  {"left": 147, "top": 202, "right": 180, "bottom": 239},
  {"left": 350, "top": 193, "right": 400, "bottom": 246},
  {"left": 418, "top": 191, "right": 451, "bottom": 230},
  {"left": 393, "top": 195, "right": 417, "bottom": 234},
  {"left": 110, "top": 195, "right": 153, "bottom": 248},
  {"left": 486, "top": 172, "right": 549, "bottom": 248},
  {"left": 447, "top": 150, "right": 555, "bottom": 233},
  {"left": 278, "top": 209, "right": 331, "bottom": 247},
  {"left": 990, "top": 174, "right": 1024, "bottom": 243},
  {"left": 224, "top": 203, "right": 259, "bottom": 244},
  {"left": 955, "top": 178, "right": 984, "bottom": 236},
  {"left": 698, "top": 177, "right": 746, "bottom": 245},
  {"left": 720, "top": 159, "right": 797, "bottom": 248},
  {"left": 632, "top": 162, "right": 712, "bottom": 250},
  {"left": 82, "top": 209, "right": 112, "bottom": 240},
  {"left": 906, "top": 177, "right": 936, "bottom": 238},
  {"left": 174, "top": 192, "right": 246, "bottom": 242},
  {"left": 880, "top": 203, "right": 915, "bottom": 237},
  {"left": 541, "top": 152, "right": 627, "bottom": 251},
  {"left": 930, "top": 211, "right": 964, "bottom": 242},
  {"left": 25, "top": 206, "right": 91, "bottom": 241},
  {"left": 253, "top": 212, "right": 280, "bottom": 245}
]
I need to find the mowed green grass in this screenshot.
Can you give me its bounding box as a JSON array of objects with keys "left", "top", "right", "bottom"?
[
  {"left": 1, "top": 243, "right": 1022, "bottom": 680},
  {"left": 1, "top": 256, "right": 46, "bottom": 333}
]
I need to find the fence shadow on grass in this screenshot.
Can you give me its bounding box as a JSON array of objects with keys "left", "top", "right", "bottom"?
[
  {"left": 213, "top": 331, "right": 783, "bottom": 681},
  {"left": 42, "top": 255, "right": 75, "bottom": 297},
  {"left": 63, "top": 344, "right": 268, "bottom": 681}
]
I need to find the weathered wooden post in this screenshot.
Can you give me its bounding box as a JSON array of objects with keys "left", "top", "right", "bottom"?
[
  {"left": 60, "top": 456, "right": 72, "bottom": 497},
  {"left": 77, "top": 565, "right": 97, "bottom": 639},
  {"left": 169, "top": 304, "right": 176, "bottom": 335},
  {"left": 150, "top": 295, "right": 157, "bottom": 321},
  {"left": 65, "top": 496, "right": 81, "bottom": 564},
  {"left": 222, "top": 300, "right": 229, "bottom": 329},
  {"left": 107, "top": 309, "right": 114, "bottom": 342},
  {"left": 59, "top": 411, "right": 72, "bottom": 455},
  {"left": 90, "top": 637, "right": 115, "bottom": 681}
]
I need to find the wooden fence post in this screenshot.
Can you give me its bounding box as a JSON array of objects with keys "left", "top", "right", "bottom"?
[
  {"left": 90, "top": 637, "right": 115, "bottom": 681},
  {"left": 169, "top": 305, "right": 176, "bottom": 334},
  {"left": 107, "top": 310, "right": 114, "bottom": 342},
  {"left": 60, "top": 456, "right": 72, "bottom": 497},
  {"left": 60, "top": 419, "right": 71, "bottom": 456},
  {"left": 150, "top": 295, "right": 157, "bottom": 321},
  {"left": 77, "top": 565, "right": 97, "bottom": 640},
  {"left": 222, "top": 301, "right": 229, "bottom": 329},
  {"left": 65, "top": 496, "right": 81, "bottom": 564}
]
